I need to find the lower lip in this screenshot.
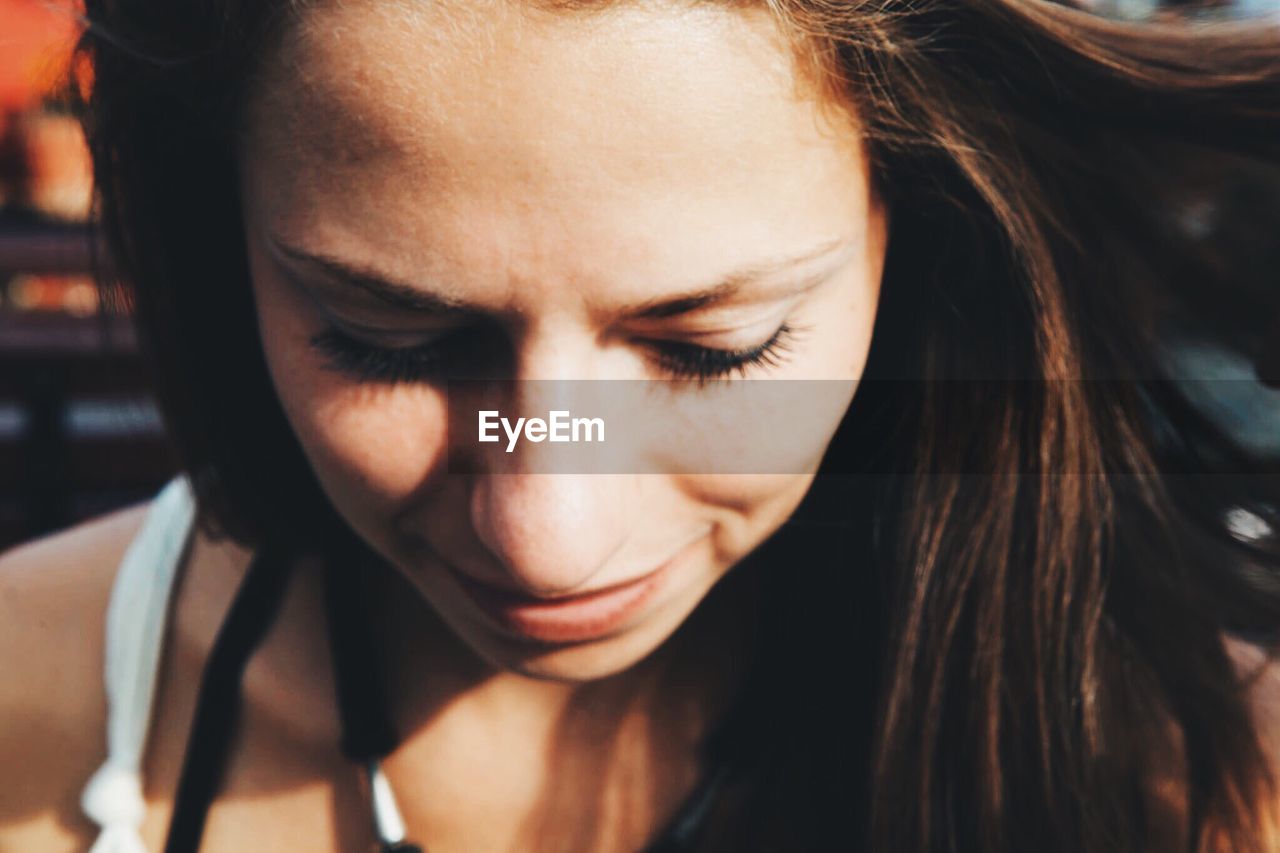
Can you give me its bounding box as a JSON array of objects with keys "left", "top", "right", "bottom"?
[{"left": 452, "top": 543, "right": 697, "bottom": 645}]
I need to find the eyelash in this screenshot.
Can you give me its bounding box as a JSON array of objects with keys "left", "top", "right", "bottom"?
[
  {"left": 308, "top": 323, "right": 800, "bottom": 384},
  {"left": 649, "top": 323, "right": 798, "bottom": 381}
]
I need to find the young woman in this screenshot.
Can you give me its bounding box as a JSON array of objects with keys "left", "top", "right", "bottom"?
[{"left": 1, "top": 0, "right": 1278, "bottom": 850}]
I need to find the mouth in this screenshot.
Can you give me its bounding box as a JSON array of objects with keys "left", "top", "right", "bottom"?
[{"left": 448, "top": 535, "right": 705, "bottom": 645}]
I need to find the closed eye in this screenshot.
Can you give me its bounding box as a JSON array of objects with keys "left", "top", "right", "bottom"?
[
  {"left": 646, "top": 322, "right": 799, "bottom": 382},
  {"left": 308, "top": 322, "right": 802, "bottom": 384}
]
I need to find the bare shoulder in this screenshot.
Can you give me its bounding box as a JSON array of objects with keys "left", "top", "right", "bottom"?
[{"left": 0, "top": 503, "right": 151, "bottom": 847}]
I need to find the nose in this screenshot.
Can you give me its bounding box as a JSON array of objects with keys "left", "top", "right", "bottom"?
[
  {"left": 468, "top": 471, "right": 629, "bottom": 596},
  {"left": 464, "top": 324, "right": 630, "bottom": 596}
]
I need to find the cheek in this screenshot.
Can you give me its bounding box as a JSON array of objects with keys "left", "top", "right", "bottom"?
[
  {"left": 681, "top": 473, "right": 815, "bottom": 519},
  {"left": 252, "top": 272, "right": 449, "bottom": 512},
  {"left": 292, "top": 384, "right": 450, "bottom": 507},
  {"left": 645, "top": 281, "right": 868, "bottom": 479},
  {"left": 678, "top": 472, "right": 818, "bottom": 567}
]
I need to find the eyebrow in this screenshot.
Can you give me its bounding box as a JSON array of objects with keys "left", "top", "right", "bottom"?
[
  {"left": 271, "top": 241, "right": 469, "bottom": 313},
  {"left": 269, "top": 236, "right": 854, "bottom": 318},
  {"left": 626, "top": 238, "right": 853, "bottom": 319}
]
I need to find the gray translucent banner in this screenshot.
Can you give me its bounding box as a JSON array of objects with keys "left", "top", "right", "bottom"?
[
  {"left": 441, "top": 379, "right": 1280, "bottom": 474},
  {"left": 446, "top": 379, "right": 857, "bottom": 475}
]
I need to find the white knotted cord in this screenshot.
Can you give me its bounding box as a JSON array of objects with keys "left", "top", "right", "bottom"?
[{"left": 81, "top": 478, "right": 197, "bottom": 852}]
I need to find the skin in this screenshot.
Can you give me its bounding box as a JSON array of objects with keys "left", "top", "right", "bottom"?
[
  {"left": 1, "top": 2, "right": 886, "bottom": 850},
  {"left": 0, "top": 3, "right": 1279, "bottom": 852},
  {"left": 240, "top": 0, "right": 886, "bottom": 686}
]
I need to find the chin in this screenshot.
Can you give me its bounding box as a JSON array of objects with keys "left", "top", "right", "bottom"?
[{"left": 510, "top": 646, "right": 657, "bottom": 683}]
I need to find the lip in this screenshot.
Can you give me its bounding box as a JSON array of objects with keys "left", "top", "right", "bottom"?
[{"left": 450, "top": 536, "right": 703, "bottom": 645}]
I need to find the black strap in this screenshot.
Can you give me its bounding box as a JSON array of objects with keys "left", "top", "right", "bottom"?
[
  {"left": 323, "top": 547, "right": 423, "bottom": 852},
  {"left": 324, "top": 544, "right": 399, "bottom": 762},
  {"left": 164, "top": 539, "right": 736, "bottom": 852},
  {"left": 164, "top": 541, "right": 293, "bottom": 853}
]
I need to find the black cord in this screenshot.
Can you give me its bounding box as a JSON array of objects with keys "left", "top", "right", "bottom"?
[
  {"left": 323, "top": 545, "right": 423, "bottom": 852},
  {"left": 324, "top": 543, "right": 399, "bottom": 762},
  {"left": 164, "top": 541, "right": 294, "bottom": 853}
]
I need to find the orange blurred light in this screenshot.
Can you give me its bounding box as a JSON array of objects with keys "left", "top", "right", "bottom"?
[{"left": 0, "top": 0, "right": 82, "bottom": 112}]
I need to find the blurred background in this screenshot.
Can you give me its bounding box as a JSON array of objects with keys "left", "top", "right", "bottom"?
[
  {"left": 0, "top": 0, "right": 1276, "bottom": 553},
  {"left": 0, "top": 0, "right": 171, "bottom": 551}
]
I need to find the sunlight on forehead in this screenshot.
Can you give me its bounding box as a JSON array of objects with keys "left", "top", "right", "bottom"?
[
  {"left": 257, "top": 0, "right": 516, "bottom": 163},
  {"left": 241, "top": 0, "right": 874, "bottom": 319},
  {"left": 249, "top": 0, "right": 849, "bottom": 176}
]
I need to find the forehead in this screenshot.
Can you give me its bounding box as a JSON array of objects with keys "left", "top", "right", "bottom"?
[
  {"left": 241, "top": 0, "right": 871, "bottom": 297},
  {"left": 250, "top": 0, "right": 848, "bottom": 166}
]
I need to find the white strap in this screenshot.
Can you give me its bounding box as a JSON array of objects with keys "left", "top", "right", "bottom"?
[
  {"left": 368, "top": 759, "right": 409, "bottom": 845},
  {"left": 81, "top": 477, "right": 197, "bottom": 852}
]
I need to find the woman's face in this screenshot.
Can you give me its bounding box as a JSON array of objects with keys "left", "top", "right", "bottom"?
[{"left": 240, "top": 0, "right": 887, "bottom": 680}]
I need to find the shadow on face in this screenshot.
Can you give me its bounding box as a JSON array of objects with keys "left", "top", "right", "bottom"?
[{"left": 238, "top": 0, "right": 888, "bottom": 681}]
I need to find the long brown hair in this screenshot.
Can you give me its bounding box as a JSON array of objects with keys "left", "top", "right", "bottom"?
[
  {"left": 73, "top": 0, "right": 1280, "bottom": 849},
  {"left": 746, "top": 2, "right": 1280, "bottom": 850}
]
